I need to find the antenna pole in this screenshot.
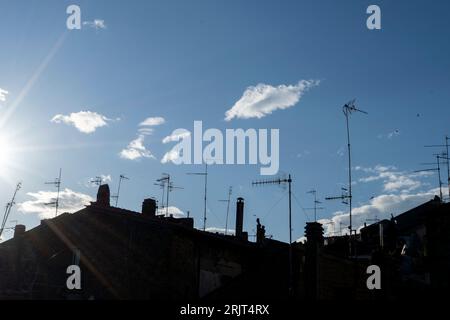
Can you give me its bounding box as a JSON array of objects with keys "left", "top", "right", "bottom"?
[
  {"left": 446, "top": 136, "right": 450, "bottom": 200},
  {"left": 342, "top": 100, "right": 367, "bottom": 256},
  {"left": 187, "top": 163, "right": 209, "bottom": 231},
  {"left": 437, "top": 155, "right": 443, "bottom": 201},
  {"left": 114, "top": 174, "right": 129, "bottom": 207},
  {"left": 45, "top": 169, "right": 62, "bottom": 217},
  {"left": 313, "top": 190, "right": 317, "bottom": 221},
  {"left": 0, "top": 182, "right": 22, "bottom": 239},
  {"left": 344, "top": 109, "right": 353, "bottom": 241},
  {"left": 56, "top": 168, "right": 61, "bottom": 217},
  {"left": 166, "top": 175, "right": 170, "bottom": 217},
  {"left": 225, "top": 187, "right": 232, "bottom": 235},
  {"left": 252, "top": 174, "right": 293, "bottom": 297},
  {"left": 424, "top": 136, "right": 450, "bottom": 201},
  {"left": 203, "top": 164, "right": 208, "bottom": 231},
  {"left": 219, "top": 187, "right": 233, "bottom": 235},
  {"left": 288, "top": 175, "right": 292, "bottom": 297}
]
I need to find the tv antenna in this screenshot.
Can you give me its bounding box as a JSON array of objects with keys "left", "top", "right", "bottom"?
[
  {"left": 327, "top": 100, "right": 367, "bottom": 256},
  {"left": 187, "top": 163, "right": 208, "bottom": 231},
  {"left": 305, "top": 189, "right": 324, "bottom": 222},
  {"left": 111, "top": 174, "right": 129, "bottom": 207},
  {"left": 218, "top": 186, "right": 233, "bottom": 235},
  {"left": 425, "top": 136, "right": 450, "bottom": 201},
  {"left": 45, "top": 168, "right": 62, "bottom": 217},
  {"left": 416, "top": 153, "right": 449, "bottom": 201},
  {"left": 156, "top": 174, "right": 183, "bottom": 217},
  {"left": 252, "top": 174, "right": 293, "bottom": 297},
  {"left": 0, "top": 182, "right": 22, "bottom": 239},
  {"left": 90, "top": 176, "right": 103, "bottom": 186},
  {"left": 154, "top": 179, "right": 167, "bottom": 211}
]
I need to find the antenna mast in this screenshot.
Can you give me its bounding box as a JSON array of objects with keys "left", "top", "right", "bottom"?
[
  {"left": 416, "top": 153, "right": 449, "bottom": 202},
  {"left": 425, "top": 135, "right": 450, "bottom": 201},
  {"left": 0, "top": 182, "right": 22, "bottom": 239},
  {"left": 252, "top": 174, "right": 293, "bottom": 297},
  {"left": 112, "top": 174, "right": 129, "bottom": 207},
  {"left": 219, "top": 186, "right": 232, "bottom": 235},
  {"left": 90, "top": 176, "right": 103, "bottom": 186},
  {"left": 187, "top": 163, "right": 208, "bottom": 231},
  {"left": 45, "top": 168, "right": 62, "bottom": 217},
  {"left": 306, "top": 189, "right": 324, "bottom": 222},
  {"left": 343, "top": 100, "right": 367, "bottom": 248}
]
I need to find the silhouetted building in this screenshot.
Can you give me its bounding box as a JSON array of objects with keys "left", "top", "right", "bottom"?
[{"left": 0, "top": 185, "right": 448, "bottom": 300}]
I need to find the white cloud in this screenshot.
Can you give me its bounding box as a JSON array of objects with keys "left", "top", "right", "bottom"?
[
  {"left": 162, "top": 129, "right": 191, "bottom": 144},
  {"left": 156, "top": 206, "right": 184, "bottom": 218},
  {"left": 100, "top": 174, "right": 112, "bottom": 183},
  {"left": 18, "top": 188, "right": 94, "bottom": 219},
  {"left": 119, "top": 135, "right": 155, "bottom": 160},
  {"left": 296, "top": 236, "right": 307, "bottom": 243},
  {"left": 0, "top": 88, "right": 9, "bottom": 102},
  {"left": 138, "top": 128, "right": 154, "bottom": 136},
  {"left": 319, "top": 188, "right": 440, "bottom": 237},
  {"left": 119, "top": 116, "right": 165, "bottom": 161},
  {"left": 83, "top": 19, "right": 106, "bottom": 30},
  {"left": 224, "top": 80, "right": 319, "bottom": 121},
  {"left": 357, "top": 164, "right": 433, "bottom": 192},
  {"left": 139, "top": 117, "right": 165, "bottom": 127},
  {"left": 51, "top": 111, "right": 115, "bottom": 134}
]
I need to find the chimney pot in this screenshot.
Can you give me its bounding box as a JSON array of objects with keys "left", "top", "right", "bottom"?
[
  {"left": 235, "top": 197, "right": 245, "bottom": 240},
  {"left": 14, "top": 224, "right": 26, "bottom": 238},
  {"left": 142, "top": 198, "right": 157, "bottom": 217},
  {"left": 96, "top": 184, "right": 110, "bottom": 207}
]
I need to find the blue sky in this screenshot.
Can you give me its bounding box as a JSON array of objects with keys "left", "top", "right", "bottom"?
[{"left": 0, "top": 0, "right": 449, "bottom": 242}]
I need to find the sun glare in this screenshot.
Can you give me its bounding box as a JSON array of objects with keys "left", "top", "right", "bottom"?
[{"left": 0, "top": 135, "right": 13, "bottom": 167}]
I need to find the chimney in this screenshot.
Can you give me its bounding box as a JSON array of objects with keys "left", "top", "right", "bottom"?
[
  {"left": 142, "top": 198, "right": 157, "bottom": 217},
  {"left": 235, "top": 197, "right": 244, "bottom": 239},
  {"left": 305, "top": 222, "right": 324, "bottom": 248},
  {"left": 304, "top": 222, "right": 324, "bottom": 300},
  {"left": 14, "top": 224, "right": 26, "bottom": 238},
  {"left": 96, "top": 184, "right": 110, "bottom": 207}
]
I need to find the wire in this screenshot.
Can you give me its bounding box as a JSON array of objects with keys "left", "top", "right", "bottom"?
[
  {"left": 262, "top": 192, "right": 287, "bottom": 220},
  {"left": 291, "top": 192, "right": 311, "bottom": 222}
]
